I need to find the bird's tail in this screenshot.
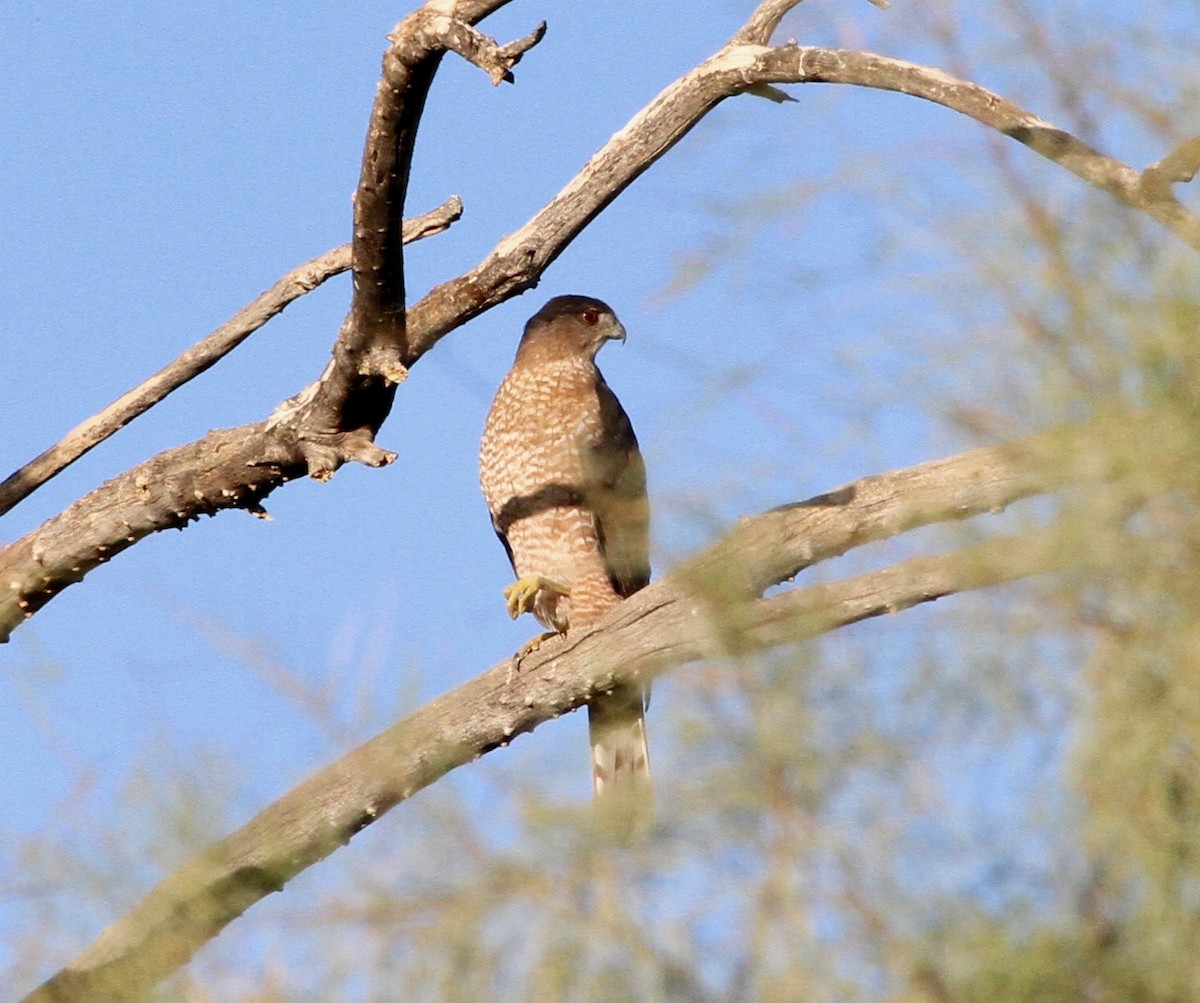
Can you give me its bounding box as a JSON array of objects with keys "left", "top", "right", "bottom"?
[{"left": 588, "top": 682, "right": 652, "bottom": 837}]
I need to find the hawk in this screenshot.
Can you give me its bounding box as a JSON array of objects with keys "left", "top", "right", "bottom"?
[{"left": 480, "top": 295, "right": 652, "bottom": 824}]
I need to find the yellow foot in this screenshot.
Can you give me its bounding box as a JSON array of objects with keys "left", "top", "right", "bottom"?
[
  {"left": 502, "top": 574, "right": 570, "bottom": 620},
  {"left": 513, "top": 630, "right": 562, "bottom": 666}
]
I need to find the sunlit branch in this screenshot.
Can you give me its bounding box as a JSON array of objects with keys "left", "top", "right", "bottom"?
[
  {"left": 23, "top": 423, "right": 1128, "bottom": 1000},
  {"left": 743, "top": 47, "right": 1200, "bottom": 249},
  {"left": 0, "top": 197, "right": 462, "bottom": 520},
  {"left": 402, "top": 18, "right": 1200, "bottom": 366},
  {"left": 279, "top": 1, "right": 542, "bottom": 473}
]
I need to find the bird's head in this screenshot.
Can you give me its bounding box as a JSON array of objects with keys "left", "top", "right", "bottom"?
[{"left": 516, "top": 294, "right": 626, "bottom": 364}]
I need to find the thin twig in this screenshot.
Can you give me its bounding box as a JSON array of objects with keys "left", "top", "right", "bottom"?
[
  {"left": 733, "top": 0, "right": 808, "bottom": 45},
  {"left": 0, "top": 197, "right": 463, "bottom": 519}
]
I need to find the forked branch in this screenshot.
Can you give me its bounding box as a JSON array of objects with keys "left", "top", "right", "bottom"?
[
  {"left": 282, "top": 0, "right": 544, "bottom": 463},
  {"left": 0, "top": 196, "right": 463, "bottom": 520},
  {"left": 402, "top": 7, "right": 1200, "bottom": 362}
]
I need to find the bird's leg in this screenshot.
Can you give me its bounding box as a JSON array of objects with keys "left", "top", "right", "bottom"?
[
  {"left": 502, "top": 574, "right": 570, "bottom": 620},
  {"left": 502, "top": 575, "right": 570, "bottom": 670}
]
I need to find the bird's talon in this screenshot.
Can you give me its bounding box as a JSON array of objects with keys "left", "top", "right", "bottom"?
[
  {"left": 512, "top": 630, "right": 561, "bottom": 667},
  {"left": 502, "top": 574, "right": 570, "bottom": 620}
]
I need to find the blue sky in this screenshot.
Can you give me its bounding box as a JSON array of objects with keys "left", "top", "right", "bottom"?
[{"left": 1, "top": 0, "right": 1175, "bottom": 992}]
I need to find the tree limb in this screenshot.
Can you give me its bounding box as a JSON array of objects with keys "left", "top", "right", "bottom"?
[
  {"left": 306, "top": 0, "right": 542, "bottom": 449},
  {"left": 737, "top": 525, "right": 1078, "bottom": 653},
  {"left": 402, "top": 23, "right": 1200, "bottom": 364},
  {"left": 0, "top": 197, "right": 463, "bottom": 520},
  {"left": 23, "top": 423, "right": 1127, "bottom": 1001},
  {"left": 742, "top": 46, "right": 1200, "bottom": 250}
]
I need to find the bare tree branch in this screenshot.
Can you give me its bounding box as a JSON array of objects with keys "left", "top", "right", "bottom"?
[
  {"left": 402, "top": 28, "right": 1200, "bottom": 365},
  {"left": 438, "top": 16, "right": 546, "bottom": 85},
  {"left": 741, "top": 46, "right": 1200, "bottom": 250},
  {"left": 4, "top": 0, "right": 1189, "bottom": 641},
  {"left": 22, "top": 427, "right": 1124, "bottom": 1002},
  {"left": 739, "top": 525, "right": 1077, "bottom": 652},
  {"left": 268, "top": 3, "right": 542, "bottom": 478},
  {"left": 0, "top": 197, "right": 463, "bottom": 520}
]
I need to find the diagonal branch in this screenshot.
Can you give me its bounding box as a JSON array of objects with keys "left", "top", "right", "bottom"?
[
  {"left": 439, "top": 16, "right": 546, "bottom": 85},
  {"left": 401, "top": 23, "right": 1200, "bottom": 365},
  {"left": 734, "top": 0, "right": 810, "bottom": 45},
  {"left": 0, "top": 196, "right": 462, "bottom": 520},
  {"left": 22, "top": 430, "right": 1125, "bottom": 1002}
]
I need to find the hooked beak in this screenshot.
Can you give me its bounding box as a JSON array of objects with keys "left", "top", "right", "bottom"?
[{"left": 605, "top": 318, "right": 627, "bottom": 344}]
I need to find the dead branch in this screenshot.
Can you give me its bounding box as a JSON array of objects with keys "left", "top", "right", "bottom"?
[
  {"left": 273, "top": 2, "right": 542, "bottom": 475},
  {"left": 403, "top": 26, "right": 1200, "bottom": 365},
  {"left": 22, "top": 427, "right": 1125, "bottom": 1003},
  {"left": 742, "top": 46, "right": 1200, "bottom": 250},
  {"left": 0, "top": 196, "right": 463, "bottom": 520}
]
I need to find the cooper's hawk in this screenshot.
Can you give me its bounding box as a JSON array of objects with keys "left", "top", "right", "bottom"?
[{"left": 480, "top": 295, "right": 652, "bottom": 825}]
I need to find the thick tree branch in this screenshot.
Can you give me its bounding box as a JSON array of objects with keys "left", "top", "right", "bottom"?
[
  {"left": 23, "top": 430, "right": 1126, "bottom": 1002},
  {"left": 304, "top": 1, "right": 541, "bottom": 447},
  {"left": 0, "top": 197, "right": 462, "bottom": 520},
  {"left": 0, "top": 425, "right": 286, "bottom": 640}
]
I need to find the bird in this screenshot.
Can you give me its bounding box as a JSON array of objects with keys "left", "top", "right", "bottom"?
[{"left": 480, "top": 294, "right": 652, "bottom": 829}]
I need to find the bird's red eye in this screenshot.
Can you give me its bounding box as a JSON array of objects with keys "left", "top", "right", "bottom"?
[{"left": 581, "top": 309, "right": 600, "bottom": 325}]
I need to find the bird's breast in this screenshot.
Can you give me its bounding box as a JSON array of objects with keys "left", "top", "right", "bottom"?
[{"left": 480, "top": 361, "right": 602, "bottom": 506}]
